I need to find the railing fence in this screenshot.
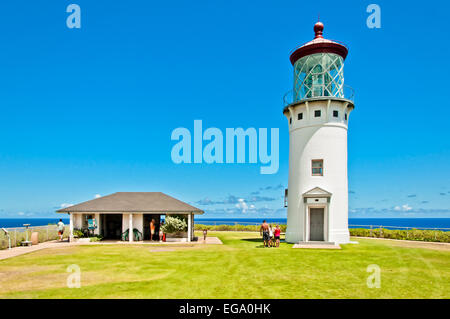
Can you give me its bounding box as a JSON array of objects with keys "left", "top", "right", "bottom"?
[{"left": 0, "top": 225, "right": 68, "bottom": 250}]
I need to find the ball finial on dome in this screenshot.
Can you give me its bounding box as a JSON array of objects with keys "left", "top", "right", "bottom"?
[{"left": 314, "top": 21, "right": 324, "bottom": 39}]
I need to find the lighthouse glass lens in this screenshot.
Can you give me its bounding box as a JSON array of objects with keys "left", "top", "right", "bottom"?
[{"left": 293, "top": 53, "right": 344, "bottom": 102}]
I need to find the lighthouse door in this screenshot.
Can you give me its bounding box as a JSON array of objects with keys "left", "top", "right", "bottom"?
[{"left": 309, "top": 208, "right": 324, "bottom": 241}]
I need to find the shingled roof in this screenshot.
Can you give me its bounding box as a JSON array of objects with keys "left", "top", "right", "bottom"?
[{"left": 56, "top": 192, "right": 204, "bottom": 214}]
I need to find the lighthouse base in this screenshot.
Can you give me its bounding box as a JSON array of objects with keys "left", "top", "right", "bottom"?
[
  {"left": 329, "top": 229, "right": 351, "bottom": 244},
  {"left": 285, "top": 229, "right": 350, "bottom": 245}
]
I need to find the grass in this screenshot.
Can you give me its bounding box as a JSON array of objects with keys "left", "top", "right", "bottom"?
[{"left": 0, "top": 231, "right": 449, "bottom": 298}]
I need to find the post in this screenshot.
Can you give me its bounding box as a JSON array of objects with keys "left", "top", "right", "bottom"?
[
  {"left": 129, "top": 213, "right": 133, "bottom": 242},
  {"left": 187, "top": 213, "right": 192, "bottom": 242},
  {"left": 69, "top": 213, "right": 74, "bottom": 242}
]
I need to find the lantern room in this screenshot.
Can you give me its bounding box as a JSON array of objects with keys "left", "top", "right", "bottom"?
[{"left": 286, "top": 22, "right": 353, "bottom": 104}]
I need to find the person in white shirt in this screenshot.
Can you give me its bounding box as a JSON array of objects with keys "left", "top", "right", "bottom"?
[
  {"left": 268, "top": 225, "right": 274, "bottom": 247},
  {"left": 57, "top": 219, "right": 65, "bottom": 241}
]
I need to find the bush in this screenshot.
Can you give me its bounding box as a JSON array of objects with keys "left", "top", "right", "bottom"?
[
  {"left": 161, "top": 216, "right": 187, "bottom": 233},
  {"left": 349, "top": 228, "right": 450, "bottom": 243},
  {"left": 73, "top": 229, "right": 84, "bottom": 238},
  {"left": 90, "top": 235, "right": 103, "bottom": 242}
]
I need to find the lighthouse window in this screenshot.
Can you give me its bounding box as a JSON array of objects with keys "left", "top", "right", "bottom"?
[
  {"left": 314, "top": 110, "right": 321, "bottom": 117},
  {"left": 345, "top": 113, "right": 348, "bottom": 120},
  {"left": 333, "top": 110, "right": 339, "bottom": 117},
  {"left": 290, "top": 117, "right": 292, "bottom": 124},
  {"left": 298, "top": 113, "right": 303, "bottom": 120},
  {"left": 312, "top": 160, "right": 323, "bottom": 176}
]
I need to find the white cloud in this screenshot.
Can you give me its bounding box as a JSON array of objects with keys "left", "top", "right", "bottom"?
[
  {"left": 394, "top": 204, "right": 412, "bottom": 212},
  {"left": 60, "top": 203, "right": 73, "bottom": 209},
  {"left": 17, "top": 212, "right": 25, "bottom": 216},
  {"left": 95, "top": 194, "right": 101, "bottom": 198},
  {"left": 235, "top": 198, "right": 249, "bottom": 213}
]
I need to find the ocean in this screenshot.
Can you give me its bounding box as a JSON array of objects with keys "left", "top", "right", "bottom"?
[
  {"left": 196, "top": 218, "right": 450, "bottom": 230},
  {"left": 1, "top": 218, "right": 449, "bottom": 230}
]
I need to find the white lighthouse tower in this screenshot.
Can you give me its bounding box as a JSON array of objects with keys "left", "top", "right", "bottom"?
[{"left": 283, "top": 21, "right": 354, "bottom": 244}]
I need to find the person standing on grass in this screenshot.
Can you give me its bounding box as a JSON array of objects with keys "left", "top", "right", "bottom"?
[
  {"left": 260, "top": 220, "right": 270, "bottom": 248},
  {"left": 57, "top": 219, "right": 65, "bottom": 241},
  {"left": 269, "top": 224, "right": 274, "bottom": 247},
  {"left": 274, "top": 225, "right": 281, "bottom": 248},
  {"left": 203, "top": 229, "right": 208, "bottom": 241}
]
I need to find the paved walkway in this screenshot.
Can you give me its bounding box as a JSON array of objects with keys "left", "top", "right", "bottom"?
[
  {"left": 0, "top": 240, "right": 76, "bottom": 261},
  {"left": 0, "top": 237, "right": 223, "bottom": 261}
]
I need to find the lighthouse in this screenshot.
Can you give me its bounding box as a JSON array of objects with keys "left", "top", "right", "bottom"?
[{"left": 283, "top": 21, "right": 354, "bottom": 244}]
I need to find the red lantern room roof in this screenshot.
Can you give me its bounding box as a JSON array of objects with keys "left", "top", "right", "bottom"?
[{"left": 289, "top": 22, "right": 349, "bottom": 65}]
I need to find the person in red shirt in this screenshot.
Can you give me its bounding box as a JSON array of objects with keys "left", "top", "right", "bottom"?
[{"left": 274, "top": 225, "right": 281, "bottom": 248}]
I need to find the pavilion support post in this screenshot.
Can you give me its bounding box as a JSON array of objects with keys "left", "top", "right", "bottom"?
[
  {"left": 187, "top": 213, "right": 192, "bottom": 242},
  {"left": 129, "top": 213, "right": 133, "bottom": 242},
  {"left": 69, "top": 213, "right": 74, "bottom": 242}
]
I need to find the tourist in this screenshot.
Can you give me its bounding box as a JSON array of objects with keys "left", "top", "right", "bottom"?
[
  {"left": 203, "top": 229, "right": 208, "bottom": 242},
  {"left": 57, "top": 219, "right": 65, "bottom": 241},
  {"left": 159, "top": 222, "right": 164, "bottom": 242},
  {"left": 150, "top": 219, "right": 156, "bottom": 241},
  {"left": 269, "top": 224, "right": 274, "bottom": 247},
  {"left": 274, "top": 225, "right": 281, "bottom": 247},
  {"left": 259, "top": 220, "right": 270, "bottom": 248}
]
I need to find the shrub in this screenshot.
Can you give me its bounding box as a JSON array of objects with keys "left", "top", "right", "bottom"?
[
  {"left": 73, "top": 229, "right": 84, "bottom": 238},
  {"left": 161, "top": 216, "right": 187, "bottom": 233},
  {"left": 90, "top": 235, "right": 103, "bottom": 242},
  {"left": 349, "top": 228, "right": 450, "bottom": 243}
]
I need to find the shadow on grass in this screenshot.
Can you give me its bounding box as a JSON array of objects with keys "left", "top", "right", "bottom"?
[
  {"left": 240, "top": 237, "right": 289, "bottom": 249},
  {"left": 240, "top": 237, "right": 265, "bottom": 248},
  {"left": 240, "top": 237, "right": 288, "bottom": 248}
]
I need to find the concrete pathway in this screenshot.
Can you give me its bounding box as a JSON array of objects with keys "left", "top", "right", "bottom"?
[
  {"left": 0, "top": 237, "right": 223, "bottom": 261},
  {"left": 0, "top": 240, "right": 77, "bottom": 261}
]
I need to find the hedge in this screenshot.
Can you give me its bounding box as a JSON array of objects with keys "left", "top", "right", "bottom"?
[
  {"left": 195, "top": 224, "right": 450, "bottom": 243},
  {"left": 349, "top": 228, "right": 450, "bottom": 243}
]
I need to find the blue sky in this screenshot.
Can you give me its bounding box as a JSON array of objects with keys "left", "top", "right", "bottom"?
[{"left": 0, "top": 0, "right": 448, "bottom": 219}]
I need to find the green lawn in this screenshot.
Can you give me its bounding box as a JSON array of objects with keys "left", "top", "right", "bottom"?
[{"left": 0, "top": 231, "right": 449, "bottom": 298}]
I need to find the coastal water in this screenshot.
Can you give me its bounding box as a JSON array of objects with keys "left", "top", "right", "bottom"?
[
  {"left": 196, "top": 218, "right": 450, "bottom": 230},
  {"left": 1, "top": 218, "right": 449, "bottom": 230}
]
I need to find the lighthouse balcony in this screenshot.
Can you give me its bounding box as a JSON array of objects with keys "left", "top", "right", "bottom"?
[{"left": 283, "top": 84, "right": 355, "bottom": 107}]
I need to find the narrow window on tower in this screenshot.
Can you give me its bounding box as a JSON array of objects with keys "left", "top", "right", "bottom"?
[
  {"left": 314, "top": 110, "right": 321, "bottom": 117},
  {"left": 290, "top": 117, "right": 292, "bottom": 124},
  {"left": 333, "top": 110, "right": 339, "bottom": 118},
  {"left": 345, "top": 113, "right": 348, "bottom": 120},
  {"left": 312, "top": 159, "right": 323, "bottom": 176},
  {"left": 298, "top": 112, "right": 303, "bottom": 120}
]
